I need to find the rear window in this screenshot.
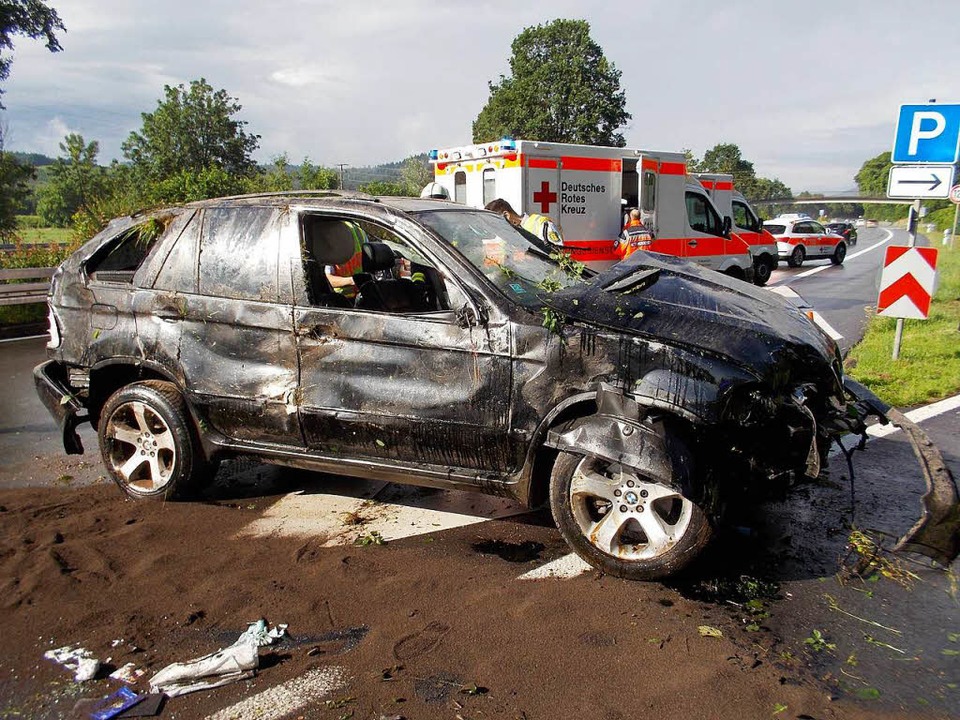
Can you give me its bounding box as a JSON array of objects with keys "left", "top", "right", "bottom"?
[{"left": 764, "top": 224, "right": 786, "bottom": 235}]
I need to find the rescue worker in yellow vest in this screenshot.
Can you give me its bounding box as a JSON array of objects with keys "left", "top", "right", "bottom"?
[
  {"left": 326, "top": 221, "right": 368, "bottom": 297},
  {"left": 485, "top": 198, "right": 563, "bottom": 247},
  {"left": 614, "top": 208, "right": 654, "bottom": 261}
]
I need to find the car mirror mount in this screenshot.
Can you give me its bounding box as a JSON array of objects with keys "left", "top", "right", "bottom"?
[{"left": 456, "top": 301, "right": 488, "bottom": 328}]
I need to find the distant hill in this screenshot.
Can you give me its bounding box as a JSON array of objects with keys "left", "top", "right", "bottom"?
[
  {"left": 342, "top": 153, "right": 429, "bottom": 190},
  {"left": 10, "top": 152, "right": 56, "bottom": 167}
]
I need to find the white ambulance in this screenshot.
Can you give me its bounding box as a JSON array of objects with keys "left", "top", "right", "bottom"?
[
  {"left": 694, "top": 173, "right": 779, "bottom": 286},
  {"left": 428, "top": 139, "right": 754, "bottom": 281}
]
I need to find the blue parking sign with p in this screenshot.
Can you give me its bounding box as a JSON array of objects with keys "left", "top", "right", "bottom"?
[{"left": 892, "top": 104, "right": 960, "bottom": 164}]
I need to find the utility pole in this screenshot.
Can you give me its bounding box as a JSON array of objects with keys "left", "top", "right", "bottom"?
[{"left": 336, "top": 164, "right": 349, "bottom": 190}]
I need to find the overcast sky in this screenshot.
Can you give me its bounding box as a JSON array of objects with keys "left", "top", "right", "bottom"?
[{"left": 2, "top": 0, "right": 957, "bottom": 192}]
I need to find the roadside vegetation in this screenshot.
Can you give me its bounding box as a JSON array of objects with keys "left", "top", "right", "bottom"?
[{"left": 846, "top": 240, "right": 960, "bottom": 407}]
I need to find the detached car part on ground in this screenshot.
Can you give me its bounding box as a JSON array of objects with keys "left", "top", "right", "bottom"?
[{"left": 34, "top": 193, "right": 960, "bottom": 579}]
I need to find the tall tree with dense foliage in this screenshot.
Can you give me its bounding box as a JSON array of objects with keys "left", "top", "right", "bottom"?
[
  {"left": 473, "top": 19, "right": 630, "bottom": 146},
  {"left": 0, "top": 0, "right": 64, "bottom": 106},
  {"left": 122, "top": 78, "right": 260, "bottom": 195},
  {"left": 36, "top": 133, "right": 104, "bottom": 226},
  {"left": 0, "top": 143, "right": 32, "bottom": 236}
]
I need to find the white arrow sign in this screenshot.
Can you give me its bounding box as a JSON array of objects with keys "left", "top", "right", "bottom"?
[{"left": 887, "top": 165, "right": 955, "bottom": 199}]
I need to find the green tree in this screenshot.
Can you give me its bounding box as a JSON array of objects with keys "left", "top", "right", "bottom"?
[
  {"left": 297, "top": 158, "right": 337, "bottom": 190},
  {"left": 36, "top": 133, "right": 104, "bottom": 226},
  {"left": 0, "top": 1, "right": 64, "bottom": 107},
  {"left": 399, "top": 154, "right": 432, "bottom": 195},
  {"left": 0, "top": 148, "right": 32, "bottom": 236},
  {"left": 690, "top": 142, "right": 792, "bottom": 205},
  {"left": 122, "top": 78, "right": 260, "bottom": 189},
  {"left": 472, "top": 19, "right": 630, "bottom": 146},
  {"left": 357, "top": 180, "right": 408, "bottom": 196},
  {"left": 855, "top": 151, "right": 910, "bottom": 221}
]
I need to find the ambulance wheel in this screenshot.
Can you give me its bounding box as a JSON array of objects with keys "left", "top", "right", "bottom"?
[
  {"left": 787, "top": 246, "right": 805, "bottom": 268},
  {"left": 753, "top": 256, "right": 775, "bottom": 286},
  {"left": 549, "top": 436, "right": 712, "bottom": 581},
  {"left": 831, "top": 242, "right": 846, "bottom": 265}
]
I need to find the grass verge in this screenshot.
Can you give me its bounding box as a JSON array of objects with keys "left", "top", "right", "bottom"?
[{"left": 846, "top": 242, "right": 960, "bottom": 407}]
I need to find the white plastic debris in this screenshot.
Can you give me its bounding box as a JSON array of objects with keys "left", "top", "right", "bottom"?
[
  {"left": 149, "top": 619, "right": 288, "bottom": 698},
  {"left": 109, "top": 662, "right": 145, "bottom": 684},
  {"left": 44, "top": 645, "right": 100, "bottom": 682}
]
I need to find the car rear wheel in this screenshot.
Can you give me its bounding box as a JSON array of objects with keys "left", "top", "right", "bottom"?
[
  {"left": 549, "top": 435, "right": 712, "bottom": 580},
  {"left": 98, "top": 381, "right": 200, "bottom": 500},
  {"left": 831, "top": 242, "right": 847, "bottom": 265},
  {"left": 787, "top": 246, "right": 805, "bottom": 268},
  {"left": 753, "top": 256, "right": 776, "bottom": 286}
]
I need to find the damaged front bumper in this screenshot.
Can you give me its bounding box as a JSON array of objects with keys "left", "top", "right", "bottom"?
[
  {"left": 844, "top": 377, "right": 960, "bottom": 566},
  {"left": 34, "top": 360, "right": 87, "bottom": 455}
]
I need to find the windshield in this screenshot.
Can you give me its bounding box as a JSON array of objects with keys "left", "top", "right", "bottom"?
[{"left": 415, "top": 210, "right": 592, "bottom": 308}]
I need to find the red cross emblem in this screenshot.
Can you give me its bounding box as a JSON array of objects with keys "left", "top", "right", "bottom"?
[{"left": 532, "top": 181, "right": 557, "bottom": 214}]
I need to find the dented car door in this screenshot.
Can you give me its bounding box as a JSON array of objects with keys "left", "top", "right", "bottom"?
[
  {"left": 287, "top": 210, "right": 517, "bottom": 473},
  {"left": 150, "top": 205, "right": 302, "bottom": 445}
]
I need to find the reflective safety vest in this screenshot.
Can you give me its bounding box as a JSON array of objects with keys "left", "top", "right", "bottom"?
[
  {"left": 332, "top": 222, "right": 367, "bottom": 277},
  {"left": 616, "top": 220, "right": 653, "bottom": 260},
  {"left": 521, "top": 213, "right": 563, "bottom": 246}
]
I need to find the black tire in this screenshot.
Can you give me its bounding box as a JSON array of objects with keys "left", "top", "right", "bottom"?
[
  {"left": 549, "top": 431, "right": 712, "bottom": 580},
  {"left": 787, "top": 245, "right": 805, "bottom": 268},
  {"left": 753, "top": 256, "right": 775, "bottom": 286},
  {"left": 98, "top": 380, "right": 200, "bottom": 500},
  {"left": 830, "top": 242, "right": 846, "bottom": 265}
]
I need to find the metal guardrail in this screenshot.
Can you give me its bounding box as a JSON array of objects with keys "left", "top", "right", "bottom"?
[{"left": 0, "top": 267, "right": 55, "bottom": 306}]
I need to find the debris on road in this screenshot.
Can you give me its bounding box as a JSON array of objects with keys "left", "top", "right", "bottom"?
[
  {"left": 109, "top": 662, "right": 146, "bottom": 684},
  {"left": 44, "top": 644, "right": 100, "bottom": 682},
  {"left": 149, "top": 619, "right": 287, "bottom": 697},
  {"left": 88, "top": 686, "right": 146, "bottom": 720}
]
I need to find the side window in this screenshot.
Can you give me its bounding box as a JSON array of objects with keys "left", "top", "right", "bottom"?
[
  {"left": 811, "top": 222, "right": 826, "bottom": 234},
  {"left": 86, "top": 218, "right": 168, "bottom": 283},
  {"left": 454, "top": 171, "right": 467, "bottom": 204},
  {"left": 300, "top": 214, "right": 467, "bottom": 315},
  {"left": 732, "top": 201, "right": 753, "bottom": 230},
  {"left": 198, "top": 207, "right": 279, "bottom": 302},
  {"left": 154, "top": 213, "right": 201, "bottom": 293},
  {"left": 794, "top": 222, "right": 811, "bottom": 234},
  {"left": 642, "top": 171, "right": 657, "bottom": 212},
  {"left": 685, "top": 192, "right": 722, "bottom": 235},
  {"left": 482, "top": 168, "right": 496, "bottom": 206}
]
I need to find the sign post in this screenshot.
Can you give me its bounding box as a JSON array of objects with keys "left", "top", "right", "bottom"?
[{"left": 949, "top": 183, "right": 960, "bottom": 250}]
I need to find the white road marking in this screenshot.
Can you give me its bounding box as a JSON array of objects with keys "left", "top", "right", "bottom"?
[
  {"left": 521, "top": 392, "right": 960, "bottom": 581},
  {"left": 0, "top": 333, "right": 48, "bottom": 344},
  {"left": 205, "top": 665, "right": 347, "bottom": 720},
  {"left": 765, "top": 285, "right": 842, "bottom": 340},
  {"left": 239, "top": 477, "right": 526, "bottom": 545}
]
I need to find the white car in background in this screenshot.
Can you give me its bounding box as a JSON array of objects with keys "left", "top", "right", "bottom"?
[{"left": 763, "top": 217, "right": 847, "bottom": 268}]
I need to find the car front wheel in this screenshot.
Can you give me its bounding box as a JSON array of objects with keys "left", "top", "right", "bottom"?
[
  {"left": 549, "top": 438, "right": 712, "bottom": 580},
  {"left": 787, "top": 245, "right": 805, "bottom": 268},
  {"left": 753, "top": 256, "right": 775, "bottom": 286},
  {"left": 98, "top": 381, "right": 201, "bottom": 500},
  {"left": 831, "top": 242, "right": 847, "bottom": 265}
]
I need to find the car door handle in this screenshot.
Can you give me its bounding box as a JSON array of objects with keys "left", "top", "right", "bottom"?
[{"left": 687, "top": 240, "right": 698, "bottom": 247}]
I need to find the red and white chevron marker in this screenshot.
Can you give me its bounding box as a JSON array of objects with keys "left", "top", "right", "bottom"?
[{"left": 877, "top": 246, "right": 939, "bottom": 319}]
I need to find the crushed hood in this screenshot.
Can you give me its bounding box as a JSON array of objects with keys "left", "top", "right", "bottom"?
[{"left": 546, "top": 252, "right": 838, "bottom": 376}]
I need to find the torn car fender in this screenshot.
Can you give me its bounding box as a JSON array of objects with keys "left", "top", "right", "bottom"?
[
  {"left": 844, "top": 377, "right": 960, "bottom": 566},
  {"left": 33, "top": 360, "right": 86, "bottom": 455},
  {"left": 544, "top": 413, "right": 674, "bottom": 487}
]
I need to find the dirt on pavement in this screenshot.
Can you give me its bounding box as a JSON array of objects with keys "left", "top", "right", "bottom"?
[{"left": 0, "top": 456, "right": 954, "bottom": 720}]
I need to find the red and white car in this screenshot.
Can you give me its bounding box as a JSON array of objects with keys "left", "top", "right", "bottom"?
[{"left": 763, "top": 216, "right": 847, "bottom": 268}]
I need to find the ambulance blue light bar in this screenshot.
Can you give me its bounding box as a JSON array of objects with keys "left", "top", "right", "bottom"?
[
  {"left": 428, "top": 149, "right": 439, "bottom": 160},
  {"left": 500, "top": 138, "right": 516, "bottom": 151}
]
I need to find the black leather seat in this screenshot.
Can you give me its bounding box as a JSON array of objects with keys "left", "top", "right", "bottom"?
[
  {"left": 354, "top": 242, "right": 431, "bottom": 313},
  {"left": 303, "top": 219, "right": 361, "bottom": 308}
]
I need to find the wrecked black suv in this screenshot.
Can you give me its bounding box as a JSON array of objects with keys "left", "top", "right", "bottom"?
[{"left": 35, "top": 192, "right": 959, "bottom": 579}]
